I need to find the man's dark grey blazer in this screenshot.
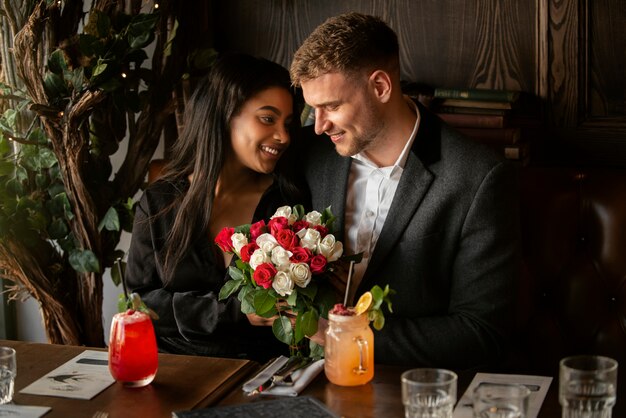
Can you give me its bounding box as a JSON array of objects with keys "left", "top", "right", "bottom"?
[{"left": 300, "top": 102, "right": 521, "bottom": 369}]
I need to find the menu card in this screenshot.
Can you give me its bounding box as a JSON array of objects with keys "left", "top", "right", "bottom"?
[
  {"left": 0, "top": 405, "right": 51, "bottom": 418},
  {"left": 453, "top": 372, "right": 552, "bottom": 418},
  {"left": 19, "top": 350, "right": 115, "bottom": 400}
]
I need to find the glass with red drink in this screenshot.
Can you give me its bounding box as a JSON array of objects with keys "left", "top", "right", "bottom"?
[{"left": 108, "top": 309, "right": 158, "bottom": 387}]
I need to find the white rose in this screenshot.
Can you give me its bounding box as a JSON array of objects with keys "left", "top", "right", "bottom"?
[
  {"left": 230, "top": 232, "right": 248, "bottom": 254},
  {"left": 318, "top": 234, "right": 343, "bottom": 262},
  {"left": 249, "top": 249, "right": 271, "bottom": 270},
  {"left": 298, "top": 228, "right": 321, "bottom": 252},
  {"left": 271, "top": 205, "right": 297, "bottom": 225},
  {"left": 304, "top": 210, "right": 322, "bottom": 226},
  {"left": 271, "top": 246, "right": 293, "bottom": 271},
  {"left": 290, "top": 262, "right": 312, "bottom": 288},
  {"left": 272, "top": 271, "right": 294, "bottom": 296},
  {"left": 256, "top": 233, "right": 278, "bottom": 253}
]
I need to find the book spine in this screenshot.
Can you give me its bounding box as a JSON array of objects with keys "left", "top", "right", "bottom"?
[
  {"left": 437, "top": 113, "right": 507, "bottom": 129},
  {"left": 457, "top": 127, "right": 521, "bottom": 144},
  {"left": 439, "top": 99, "right": 513, "bottom": 110},
  {"left": 434, "top": 88, "right": 519, "bottom": 102},
  {"left": 436, "top": 106, "right": 509, "bottom": 116}
]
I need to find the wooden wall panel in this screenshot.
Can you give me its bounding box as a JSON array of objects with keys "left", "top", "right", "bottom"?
[
  {"left": 207, "top": 0, "right": 626, "bottom": 166},
  {"left": 214, "top": 0, "right": 537, "bottom": 94}
]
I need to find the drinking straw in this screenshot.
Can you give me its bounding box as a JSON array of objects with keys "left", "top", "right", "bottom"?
[{"left": 343, "top": 260, "right": 355, "bottom": 306}]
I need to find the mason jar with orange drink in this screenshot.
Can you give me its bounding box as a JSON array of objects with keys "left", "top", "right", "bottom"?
[{"left": 324, "top": 285, "right": 393, "bottom": 387}]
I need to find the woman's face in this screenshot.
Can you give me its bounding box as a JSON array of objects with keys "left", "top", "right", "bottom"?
[{"left": 228, "top": 86, "right": 294, "bottom": 174}]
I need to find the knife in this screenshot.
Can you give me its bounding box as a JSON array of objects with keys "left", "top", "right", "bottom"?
[{"left": 246, "top": 356, "right": 310, "bottom": 396}]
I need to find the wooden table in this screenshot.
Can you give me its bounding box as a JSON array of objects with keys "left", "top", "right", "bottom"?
[
  {"left": 2, "top": 340, "right": 256, "bottom": 418},
  {"left": 219, "top": 363, "right": 626, "bottom": 418}
]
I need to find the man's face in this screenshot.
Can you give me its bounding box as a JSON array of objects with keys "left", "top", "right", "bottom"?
[{"left": 301, "top": 72, "right": 384, "bottom": 157}]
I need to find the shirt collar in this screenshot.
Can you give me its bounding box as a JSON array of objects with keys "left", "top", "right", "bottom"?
[{"left": 352, "top": 96, "right": 420, "bottom": 172}]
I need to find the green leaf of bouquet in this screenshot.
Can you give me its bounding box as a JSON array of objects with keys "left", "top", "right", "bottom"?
[
  {"left": 234, "top": 223, "right": 251, "bottom": 236},
  {"left": 285, "top": 289, "right": 298, "bottom": 306},
  {"left": 294, "top": 312, "right": 305, "bottom": 343},
  {"left": 227, "top": 265, "right": 244, "bottom": 281},
  {"left": 272, "top": 316, "right": 293, "bottom": 345},
  {"left": 239, "top": 289, "right": 255, "bottom": 314},
  {"left": 218, "top": 279, "right": 242, "bottom": 301},
  {"left": 253, "top": 290, "right": 277, "bottom": 315},
  {"left": 321, "top": 206, "right": 336, "bottom": 229},
  {"left": 292, "top": 204, "right": 305, "bottom": 220},
  {"left": 309, "top": 341, "right": 324, "bottom": 360},
  {"left": 300, "top": 309, "right": 319, "bottom": 337}
]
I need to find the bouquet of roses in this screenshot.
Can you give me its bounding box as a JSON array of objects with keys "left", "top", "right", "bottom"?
[{"left": 215, "top": 205, "right": 359, "bottom": 357}]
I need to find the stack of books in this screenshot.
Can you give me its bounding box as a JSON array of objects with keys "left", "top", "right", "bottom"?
[{"left": 433, "top": 87, "right": 529, "bottom": 165}]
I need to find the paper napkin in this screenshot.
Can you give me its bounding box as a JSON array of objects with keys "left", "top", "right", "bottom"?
[{"left": 242, "top": 356, "right": 325, "bottom": 397}]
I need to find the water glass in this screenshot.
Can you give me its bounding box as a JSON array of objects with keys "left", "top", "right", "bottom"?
[
  {"left": 473, "top": 383, "right": 530, "bottom": 418},
  {"left": 401, "top": 368, "right": 457, "bottom": 418},
  {"left": 559, "top": 355, "right": 618, "bottom": 418},
  {"left": 0, "top": 347, "right": 16, "bottom": 404}
]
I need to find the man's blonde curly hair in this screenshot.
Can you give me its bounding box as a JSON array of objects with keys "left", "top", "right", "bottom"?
[{"left": 290, "top": 12, "right": 399, "bottom": 86}]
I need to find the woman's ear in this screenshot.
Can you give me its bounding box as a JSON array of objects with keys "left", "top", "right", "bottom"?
[{"left": 368, "top": 70, "right": 392, "bottom": 104}]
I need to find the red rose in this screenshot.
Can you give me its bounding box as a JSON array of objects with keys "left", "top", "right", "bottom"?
[
  {"left": 250, "top": 220, "right": 266, "bottom": 241},
  {"left": 309, "top": 254, "right": 328, "bottom": 275},
  {"left": 275, "top": 229, "right": 298, "bottom": 251},
  {"left": 214, "top": 227, "right": 235, "bottom": 252},
  {"left": 292, "top": 220, "right": 310, "bottom": 233},
  {"left": 314, "top": 224, "right": 329, "bottom": 238},
  {"left": 253, "top": 263, "right": 277, "bottom": 289},
  {"left": 268, "top": 217, "right": 289, "bottom": 236},
  {"left": 290, "top": 247, "right": 313, "bottom": 264},
  {"left": 240, "top": 242, "right": 259, "bottom": 263}
]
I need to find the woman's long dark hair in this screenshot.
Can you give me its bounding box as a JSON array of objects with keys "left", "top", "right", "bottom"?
[{"left": 158, "top": 53, "right": 304, "bottom": 283}]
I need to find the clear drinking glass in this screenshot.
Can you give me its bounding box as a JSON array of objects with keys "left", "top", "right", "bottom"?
[
  {"left": 324, "top": 312, "right": 374, "bottom": 386},
  {"left": 473, "top": 383, "right": 531, "bottom": 418},
  {"left": 0, "top": 347, "right": 16, "bottom": 404},
  {"left": 559, "top": 355, "right": 618, "bottom": 418},
  {"left": 108, "top": 309, "right": 158, "bottom": 387},
  {"left": 401, "top": 368, "right": 457, "bottom": 418}
]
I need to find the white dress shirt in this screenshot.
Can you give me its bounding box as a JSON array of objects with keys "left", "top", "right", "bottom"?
[{"left": 344, "top": 98, "right": 420, "bottom": 304}]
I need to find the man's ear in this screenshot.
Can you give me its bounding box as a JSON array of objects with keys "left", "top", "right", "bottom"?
[{"left": 369, "top": 70, "right": 392, "bottom": 103}]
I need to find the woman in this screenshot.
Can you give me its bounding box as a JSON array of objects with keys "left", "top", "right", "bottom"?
[{"left": 125, "top": 53, "right": 308, "bottom": 361}]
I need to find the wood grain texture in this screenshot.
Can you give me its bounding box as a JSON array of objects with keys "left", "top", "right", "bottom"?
[
  {"left": 208, "top": 0, "right": 626, "bottom": 165},
  {"left": 215, "top": 0, "right": 536, "bottom": 93}
]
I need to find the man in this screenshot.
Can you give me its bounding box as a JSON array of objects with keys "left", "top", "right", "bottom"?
[{"left": 291, "top": 12, "right": 521, "bottom": 369}]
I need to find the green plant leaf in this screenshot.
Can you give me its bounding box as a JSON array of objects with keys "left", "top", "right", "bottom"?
[
  {"left": 69, "top": 249, "right": 100, "bottom": 273},
  {"left": 111, "top": 260, "right": 125, "bottom": 287},
  {"left": 239, "top": 287, "right": 255, "bottom": 314},
  {"left": 254, "top": 290, "right": 277, "bottom": 316},
  {"left": 43, "top": 72, "right": 68, "bottom": 99},
  {"left": 227, "top": 265, "right": 244, "bottom": 281},
  {"left": 218, "top": 279, "right": 242, "bottom": 301},
  {"left": 92, "top": 62, "right": 108, "bottom": 78},
  {"left": 297, "top": 281, "right": 317, "bottom": 301},
  {"left": 300, "top": 309, "right": 319, "bottom": 337},
  {"left": 47, "top": 49, "right": 68, "bottom": 75},
  {"left": 48, "top": 218, "right": 68, "bottom": 239},
  {"left": 98, "top": 206, "right": 120, "bottom": 232},
  {"left": 117, "top": 293, "right": 129, "bottom": 313},
  {"left": 309, "top": 340, "right": 324, "bottom": 359},
  {"left": 272, "top": 316, "right": 293, "bottom": 345},
  {"left": 286, "top": 289, "right": 298, "bottom": 306}
]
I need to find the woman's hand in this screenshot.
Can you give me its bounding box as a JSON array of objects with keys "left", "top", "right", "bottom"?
[
  {"left": 307, "top": 317, "right": 328, "bottom": 346},
  {"left": 246, "top": 313, "right": 275, "bottom": 326}
]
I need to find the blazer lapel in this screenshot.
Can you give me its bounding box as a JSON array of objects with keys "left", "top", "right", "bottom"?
[
  {"left": 358, "top": 101, "right": 440, "bottom": 290},
  {"left": 360, "top": 154, "right": 433, "bottom": 288}
]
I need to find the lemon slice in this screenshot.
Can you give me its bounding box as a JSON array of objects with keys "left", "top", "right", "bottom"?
[{"left": 354, "top": 291, "right": 373, "bottom": 315}]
